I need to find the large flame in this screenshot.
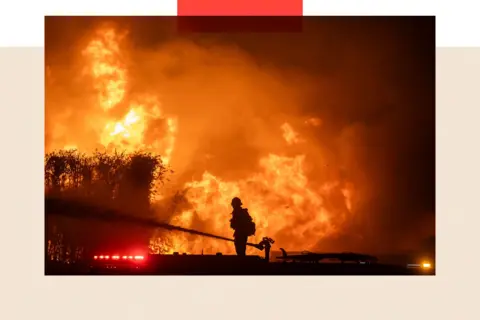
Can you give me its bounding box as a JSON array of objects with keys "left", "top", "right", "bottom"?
[
  {"left": 151, "top": 152, "right": 353, "bottom": 255},
  {"left": 47, "top": 26, "right": 357, "bottom": 255},
  {"left": 77, "top": 27, "right": 177, "bottom": 164},
  {"left": 82, "top": 28, "right": 127, "bottom": 111}
]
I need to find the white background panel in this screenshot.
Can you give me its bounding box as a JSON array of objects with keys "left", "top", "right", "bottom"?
[{"left": 0, "top": 0, "right": 479, "bottom": 46}]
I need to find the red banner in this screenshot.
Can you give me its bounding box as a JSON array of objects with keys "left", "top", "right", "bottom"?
[{"left": 177, "top": 0, "right": 303, "bottom": 16}]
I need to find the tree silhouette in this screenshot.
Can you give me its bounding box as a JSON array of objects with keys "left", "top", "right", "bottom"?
[{"left": 45, "top": 149, "right": 169, "bottom": 261}]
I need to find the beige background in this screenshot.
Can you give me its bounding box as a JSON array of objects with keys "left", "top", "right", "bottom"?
[{"left": 0, "top": 47, "right": 477, "bottom": 319}]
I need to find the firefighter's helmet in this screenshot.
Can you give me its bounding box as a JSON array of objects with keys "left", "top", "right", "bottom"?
[{"left": 231, "top": 197, "right": 242, "bottom": 208}]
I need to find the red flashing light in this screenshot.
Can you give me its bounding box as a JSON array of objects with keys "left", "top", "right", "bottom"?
[{"left": 94, "top": 254, "right": 145, "bottom": 261}]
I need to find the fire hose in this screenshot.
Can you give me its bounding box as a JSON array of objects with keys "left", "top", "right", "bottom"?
[{"left": 45, "top": 196, "right": 275, "bottom": 259}]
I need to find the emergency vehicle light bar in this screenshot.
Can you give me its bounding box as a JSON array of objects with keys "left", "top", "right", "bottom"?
[{"left": 93, "top": 255, "right": 144, "bottom": 260}]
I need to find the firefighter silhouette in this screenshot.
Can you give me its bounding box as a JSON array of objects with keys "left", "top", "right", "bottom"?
[{"left": 230, "top": 197, "right": 256, "bottom": 256}]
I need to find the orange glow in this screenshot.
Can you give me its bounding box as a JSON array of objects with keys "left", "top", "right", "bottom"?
[
  {"left": 47, "top": 25, "right": 358, "bottom": 256},
  {"left": 305, "top": 117, "right": 322, "bottom": 127},
  {"left": 149, "top": 148, "right": 351, "bottom": 254},
  {"left": 82, "top": 28, "right": 127, "bottom": 111},
  {"left": 46, "top": 26, "right": 178, "bottom": 164},
  {"left": 63, "top": 145, "right": 78, "bottom": 151},
  {"left": 281, "top": 123, "right": 303, "bottom": 145}
]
